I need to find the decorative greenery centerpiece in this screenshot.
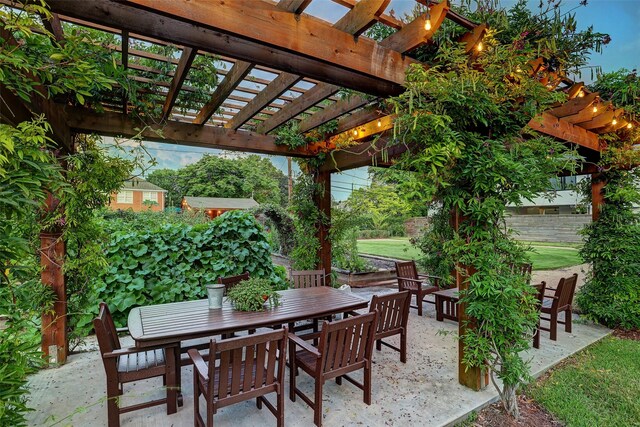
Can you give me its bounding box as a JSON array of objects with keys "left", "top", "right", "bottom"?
[{"left": 225, "top": 277, "right": 281, "bottom": 312}]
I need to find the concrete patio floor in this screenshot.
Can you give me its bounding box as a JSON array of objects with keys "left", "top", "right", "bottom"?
[{"left": 27, "top": 286, "right": 610, "bottom": 427}]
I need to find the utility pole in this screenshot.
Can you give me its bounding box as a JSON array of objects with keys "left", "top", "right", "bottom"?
[{"left": 287, "top": 157, "right": 293, "bottom": 203}]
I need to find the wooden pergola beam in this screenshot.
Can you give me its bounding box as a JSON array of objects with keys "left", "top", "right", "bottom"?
[
  {"left": 564, "top": 101, "right": 611, "bottom": 124},
  {"left": 380, "top": 0, "right": 448, "bottom": 52},
  {"left": 581, "top": 108, "right": 622, "bottom": 130},
  {"left": 121, "top": 30, "right": 129, "bottom": 114},
  {"left": 65, "top": 108, "right": 314, "bottom": 157},
  {"left": 123, "top": 0, "right": 415, "bottom": 93},
  {"left": 241, "top": 0, "right": 390, "bottom": 132},
  {"left": 299, "top": 95, "right": 371, "bottom": 133},
  {"left": 528, "top": 113, "right": 600, "bottom": 151},
  {"left": 547, "top": 92, "right": 598, "bottom": 117},
  {"left": 319, "top": 137, "right": 408, "bottom": 172},
  {"left": 460, "top": 23, "right": 486, "bottom": 54},
  {"left": 42, "top": 13, "right": 65, "bottom": 42},
  {"left": 193, "top": 61, "right": 253, "bottom": 125},
  {"left": 277, "top": 0, "right": 312, "bottom": 14},
  {"left": 226, "top": 73, "right": 302, "bottom": 130},
  {"left": 161, "top": 47, "right": 196, "bottom": 121},
  {"left": 257, "top": 83, "right": 340, "bottom": 134},
  {"left": 332, "top": 0, "right": 403, "bottom": 29},
  {"left": 333, "top": 107, "right": 385, "bottom": 135}
]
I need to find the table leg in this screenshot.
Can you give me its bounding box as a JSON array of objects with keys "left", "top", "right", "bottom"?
[
  {"left": 165, "top": 346, "right": 177, "bottom": 414},
  {"left": 436, "top": 296, "right": 443, "bottom": 322},
  {"left": 175, "top": 343, "right": 183, "bottom": 407}
]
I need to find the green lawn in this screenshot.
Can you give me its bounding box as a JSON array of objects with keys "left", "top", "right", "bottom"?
[
  {"left": 357, "top": 238, "right": 583, "bottom": 270},
  {"left": 528, "top": 336, "right": 640, "bottom": 426}
]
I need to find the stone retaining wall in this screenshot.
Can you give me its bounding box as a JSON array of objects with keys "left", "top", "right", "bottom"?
[{"left": 505, "top": 214, "right": 590, "bottom": 243}]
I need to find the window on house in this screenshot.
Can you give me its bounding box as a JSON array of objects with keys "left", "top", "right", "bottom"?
[
  {"left": 116, "top": 190, "right": 133, "bottom": 204},
  {"left": 142, "top": 191, "right": 158, "bottom": 203}
]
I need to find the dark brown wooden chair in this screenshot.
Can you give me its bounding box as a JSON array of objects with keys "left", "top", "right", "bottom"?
[
  {"left": 540, "top": 273, "right": 578, "bottom": 341},
  {"left": 395, "top": 260, "right": 441, "bottom": 316},
  {"left": 188, "top": 328, "right": 288, "bottom": 427},
  {"left": 94, "top": 302, "right": 177, "bottom": 427},
  {"left": 510, "top": 262, "right": 533, "bottom": 284},
  {"left": 218, "top": 271, "right": 250, "bottom": 294},
  {"left": 370, "top": 291, "right": 410, "bottom": 363},
  {"left": 532, "top": 281, "right": 546, "bottom": 349},
  {"left": 288, "top": 311, "right": 378, "bottom": 427},
  {"left": 288, "top": 269, "right": 328, "bottom": 335},
  {"left": 291, "top": 269, "right": 326, "bottom": 288}
]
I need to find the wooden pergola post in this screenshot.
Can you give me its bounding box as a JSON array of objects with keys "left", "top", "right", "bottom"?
[
  {"left": 314, "top": 170, "right": 332, "bottom": 279},
  {"left": 450, "top": 208, "right": 488, "bottom": 391},
  {"left": 40, "top": 194, "right": 67, "bottom": 365},
  {"left": 591, "top": 173, "right": 605, "bottom": 221}
]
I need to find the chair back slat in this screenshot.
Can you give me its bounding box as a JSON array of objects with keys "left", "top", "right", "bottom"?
[
  {"left": 209, "top": 328, "right": 286, "bottom": 400},
  {"left": 319, "top": 312, "right": 377, "bottom": 375},
  {"left": 218, "top": 272, "right": 250, "bottom": 294},
  {"left": 370, "top": 291, "right": 410, "bottom": 335},
  {"left": 94, "top": 302, "right": 121, "bottom": 356},
  {"left": 509, "top": 263, "right": 533, "bottom": 284},
  {"left": 533, "top": 282, "right": 546, "bottom": 306},
  {"left": 290, "top": 269, "right": 325, "bottom": 288},
  {"left": 556, "top": 273, "right": 578, "bottom": 308}
]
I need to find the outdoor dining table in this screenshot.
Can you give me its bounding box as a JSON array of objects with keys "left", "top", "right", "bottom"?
[
  {"left": 433, "top": 287, "right": 460, "bottom": 322},
  {"left": 127, "top": 286, "right": 369, "bottom": 406}
]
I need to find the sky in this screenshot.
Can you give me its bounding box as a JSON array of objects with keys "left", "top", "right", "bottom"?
[{"left": 123, "top": 0, "right": 640, "bottom": 201}]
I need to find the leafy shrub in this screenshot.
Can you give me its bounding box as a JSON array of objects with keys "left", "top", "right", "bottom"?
[
  {"left": 92, "top": 210, "right": 284, "bottom": 326},
  {"left": 577, "top": 171, "right": 640, "bottom": 329},
  {"left": 225, "top": 277, "right": 281, "bottom": 312},
  {"left": 358, "top": 229, "right": 392, "bottom": 239}
]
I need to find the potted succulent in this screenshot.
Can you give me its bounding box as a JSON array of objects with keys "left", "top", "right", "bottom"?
[{"left": 225, "top": 277, "right": 281, "bottom": 312}]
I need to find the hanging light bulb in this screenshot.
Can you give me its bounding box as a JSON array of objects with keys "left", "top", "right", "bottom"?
[
  {"left": 424, "top": 8, "right": 432, "bottom": 31},
  {"left": 377, "top": 118, "right": 382, "bottom": 127},
  {"left": 612, "top": 118, "right": 618, "bottom": 125},
  {"left": 477, "top": 41, "right": 483, "bottom": 52},
  {"left": 627, "top": 122, "right": 633, "bottom": 129},
  {"left": 353, "top": 129, "right": 358, "bottom": 136},
  {"left": 516, "top": 65, "right": 522, "bottom": 73},
  {"left": 577, "top": 90, "right": 585, "bottom": 98},
  {"left": 592, "top": 105, "right": 598, "bottom": 113}
]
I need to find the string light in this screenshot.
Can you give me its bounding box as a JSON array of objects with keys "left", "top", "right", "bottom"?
[
  {"left": 627, "top": 123, "right": 633, "bottom": 129},
  {"left": 377, "top": 118, "right": 382, "bottom": 127},
  {"left": 592, "top": 105, "right": 598, "bottom": 113},
  {"left": 577, "top": 90, "right": 585, "bottom": 98},
  {"left": 353, "top": 129, "right": 358, "bottom": 136},
  {"left": 516, "top": 66, "right": 522, "bottom": 73},
  {"left": 612, "top": 118, "right": 618, "bottom": 125},
  {"left": 477, "top": 41, "right": 483, "bottom": 52},
  {"left": 424, "top": 7, "right": 431, "bottom": 31}
]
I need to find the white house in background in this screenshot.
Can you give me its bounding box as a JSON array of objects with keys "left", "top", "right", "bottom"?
[{"left": 507, "top": 175, "right": 590, "bottom": 215}]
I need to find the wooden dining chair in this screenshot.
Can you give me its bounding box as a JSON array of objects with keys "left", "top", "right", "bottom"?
[
  {"left": 369, "top": 291, "right": 411, "bottom": 363},
  {"left": 288, "top": 311, "right": 378, "bottom": 427},
  {"left": 290, "top": 269, "right": 326, "bottom": 288},
  {"left": 532, "top": 281, "right": 546, "bottom": 349},
  {"left": 288, "top": 269, "right": 328, "bottom": 335},
  {"left": 218, "top": 272, "right": 250, "bottom": 294},
  {"left": 395, "top": 260, "right": 441, "bottom": 316},
  {"left": 540, "top": 273, "right": 578, "bottom": 341},
  {"left": 510, "top": 262, "right": 533, "bottom": 284},
  {"left": 93, "top": 302, "right": 177, "bottom": 427},
  {"left": 188, "top": 327, "right": 288, "bottom": 427}
]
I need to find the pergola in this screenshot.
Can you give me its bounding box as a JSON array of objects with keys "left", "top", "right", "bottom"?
[{"left": 2, "top": 0, "right": 634, "bottom": 390}]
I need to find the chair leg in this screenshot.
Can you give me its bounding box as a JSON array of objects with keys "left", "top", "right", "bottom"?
[
  {"left": 417, "top": 293, "right": 423, "bottom": 317},
  {"left": 335, "top": 376, "right": 342, "bottom": 385},
  {"left": 193, "top": 369, "right": 200, "bottom": 427},
  {"left": 550, "top": 312, "right": 558, "bottom": 341},
  {"left": 289, "top": 349, "right": 296, "bottom": 402},
  {"left": 256, "top": 396, "right": 262, "bottom": 409},
  {"left": 376, "top": 339, "right": 382, "bottom": 352},
  {"left": 314, "top": 378, "right": 323, "bottom": 427},
  {"left": 533, "top": 323, "right": 540, "bottom": 349},
  {"left": 277, "top": 385, "right": 285, "bottom": 427},
  {"left": 106, "top": 381, "right": 121, "bottom": 427},
  {"left": 400, "top": 330, "right": 407, "bottom": 364},
  {"left": 364, "top": 364, "right": 372, "bottom": 405},
  {"left": 565, "top": 309, "right": 572, "bottom": 333}
]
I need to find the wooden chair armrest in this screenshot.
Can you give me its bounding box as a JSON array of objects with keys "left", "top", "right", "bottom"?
[
  {"left": 417, "top": 274, "right": 441, "bottom": 281},
  {"left": 103, "top": 347, "right": 146, "bottom": 358},
  {"left": 344, "top": 310, "right": 361, "bottom": 317},
  {"left": 116, "top": 326, "right": 129, "bottom": 333},
  {"left": 288, "top": 333, "right": 321, "bottom": 357},
  {"left": 187, "top": 349, "right": 209, "bottom": 381},
  {"left": 545, "top": 287, "right": 557, "bottom": 292}
]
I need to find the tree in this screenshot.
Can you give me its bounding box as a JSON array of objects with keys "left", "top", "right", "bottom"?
[
  {"left": 345, "top": 182, "right": 412, "bottom": 235},
  {"left": 385, "top": 0, "right": 607, "bottom": 418},
  {"left": 577, "top": 69, "right": 640, "bottom": 329},
  {"left": 148, "top": 154, "right": 287, "bottom": 207}
]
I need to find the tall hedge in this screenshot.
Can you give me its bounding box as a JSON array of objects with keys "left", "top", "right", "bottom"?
[{"left": 94, "top": 210, "right": 284, "bottom": 326}]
